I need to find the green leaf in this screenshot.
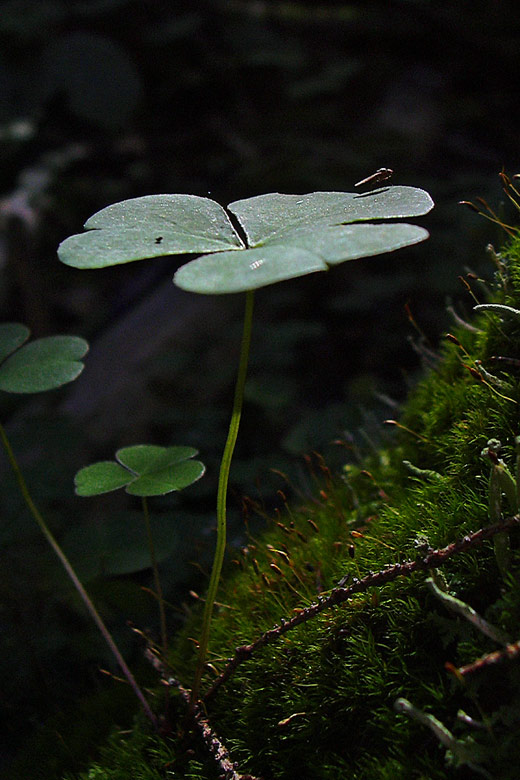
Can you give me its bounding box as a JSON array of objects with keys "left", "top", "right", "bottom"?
[
  {"left": 58, "top": 195, "right": 244, "bottom": 269},
  {"left": 266, "top": 223, "right": 429, "bottom": 265},
  {"left": 0, "top": 328, "right": 89, "bottom": 393},
  {"left": 171, "top": 244, "right": 327, "bottom": 295},
  {"left": 116, "top": 444, "right": 198, "bottom": 473},
  {"left": 74, "top": 461, "right": 132, "bottom": 497},
  {"left": 75, "top": 444, "right": 206, "bottom": 497},
  {"left": 227, "top": 188, "right": 434, "bottom": 245},
  {"left": 125, "top": 460, "right": 206, "bottom": 496}
]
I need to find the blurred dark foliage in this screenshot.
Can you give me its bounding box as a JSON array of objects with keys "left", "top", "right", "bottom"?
[{"left": 1, "top": 0, "right": 519, "bottom": 775}]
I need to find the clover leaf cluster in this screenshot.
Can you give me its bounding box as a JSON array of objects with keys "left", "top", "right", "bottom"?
[{"left": 58, "top": 187, "right": 434, "bottom": 293}]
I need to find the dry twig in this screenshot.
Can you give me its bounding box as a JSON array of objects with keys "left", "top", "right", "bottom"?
[
  {"left": 145, "top": 649, "right": 261, "bottom": 780},
  {"left": 456, "top": 639, "right": 520, "bottom": 677}
]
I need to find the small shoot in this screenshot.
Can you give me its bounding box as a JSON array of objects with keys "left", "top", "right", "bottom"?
[
  {"left": 426, "top": 576, "right": 509, "bottom": 645},
  {"left": 446, "top": 333, "right": 517, "bottom": 405},
  {"left": 402, "top": 460, "right": 444, "bottom": 482},
  {"left": 473, "top": 303, "right": 520, "bottom": 319},
  {"left": 384, "top": 419, "right": 431, "bottom": 444},
  {"left": 394, "top": 698, "right": 492, "bottom": 778},
  {"left": 481, "top": 439, "right": 517, "bottom": 578},
  {"left": 460, "top": 169, "right": 520, "bottom": 238},
  {"left": 75, "top": 445, "right": 205, "bottom": 653}
]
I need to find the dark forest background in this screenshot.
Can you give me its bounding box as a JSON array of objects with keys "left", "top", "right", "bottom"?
[{"left": 1, "top": 1, "right": 519, "bottom": 776}]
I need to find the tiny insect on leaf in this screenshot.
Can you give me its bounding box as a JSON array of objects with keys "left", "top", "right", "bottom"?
[{"left": 355, "top": 168, "right": 394, "bottom": 188}]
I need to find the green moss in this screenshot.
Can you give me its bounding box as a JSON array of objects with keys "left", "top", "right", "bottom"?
[{"left": 71, "top": 233, "right": 520, "bottom": 779}]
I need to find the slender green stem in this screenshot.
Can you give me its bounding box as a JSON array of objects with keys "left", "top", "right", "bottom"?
[
  {"left": 142, "top": 496, "right": 167, "bottom": 653},
  {"left": 192, "top": 290, "right": 255, "bottom": 703},
  {"left": 0, "top": 421, "right": 157, "bottom": 729}
]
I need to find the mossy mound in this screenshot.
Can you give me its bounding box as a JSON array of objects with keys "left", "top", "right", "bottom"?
[{"left": 72, "top": 235, "right": 520, "bottom": 779}]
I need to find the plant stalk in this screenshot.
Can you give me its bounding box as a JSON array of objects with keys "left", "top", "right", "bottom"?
[
  {"left": 142, "top": 496, "right": 168, "bottom": 654},
  {"left": 192, "top": 290, "right": 255, "bottom": 703},
  {"left": 0, "top": 421, "right": 157, "bottom": 729}
]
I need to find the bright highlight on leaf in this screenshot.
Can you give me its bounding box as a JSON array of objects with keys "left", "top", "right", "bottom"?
[
  {"left": 57, "top": 186, "right": 434, "bottom": 293},
  {"left": 0, "top": 323, "right": 88, "bottom": 393},
  {"left": 75, "top": 444, "right": 206, "bottom": 497}
]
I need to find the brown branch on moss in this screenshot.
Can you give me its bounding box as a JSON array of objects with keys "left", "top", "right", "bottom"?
[
  {"left": 203, "top": 514, "right": 520, "bottom": 702},
  {"left": 455, "top": 638, "right": 520, "bottom": 678},
  {"left": 145, "top": 649, "right": 260, "bottom": 780}
]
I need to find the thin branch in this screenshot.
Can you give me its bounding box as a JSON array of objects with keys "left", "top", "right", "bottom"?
[
  {"left": 456, "top": 639, "right": 520, "bottom": 677},
  {"left": 146, "top": 650, "right": 261, "bottom": 780},
  {"left": 203, "top": 514, "right": 520, "bottom": 702}
]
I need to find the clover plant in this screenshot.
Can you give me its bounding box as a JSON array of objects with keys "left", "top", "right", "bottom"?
[
  {"left": 0, "top": 323, "right": 158, "bottom": 726},
  {"left": 75, "top": 445, "right": 206, "bottom": 651},
  {"left": 58, "top": 184, "right": 434, "bottom": 701}
]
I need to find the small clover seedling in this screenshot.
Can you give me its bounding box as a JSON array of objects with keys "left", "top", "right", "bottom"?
[
  {"left": 75, "top": 445, "right": 205, "bottom": 651},
  {"left": 75, "top": 444, "right": 205, "bottom": 497},
  {"left": 58, "top": 184, "right": 434, "bottom": 701},
  {"left": 0, "top": 324, "right": 157, "bottom": 726}
]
